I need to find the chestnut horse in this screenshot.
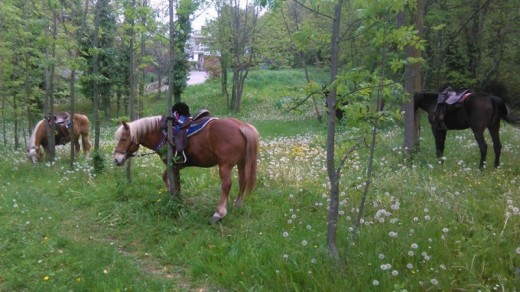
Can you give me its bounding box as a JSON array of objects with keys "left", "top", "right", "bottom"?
[
  {"left": 113, "top": 115, "right": 259, "bottom": 223},
  {"left": 27, "top": 113, "right": 91, "bottom": 163}
]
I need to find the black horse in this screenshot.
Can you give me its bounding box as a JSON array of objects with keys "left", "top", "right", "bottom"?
[{"left": 414, "top": 91, "right": 519, "bottom": 168}]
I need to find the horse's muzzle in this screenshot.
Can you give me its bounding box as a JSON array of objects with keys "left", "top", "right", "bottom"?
[{"left": 113, "top": 152, "right": 126, "bottom": 166}]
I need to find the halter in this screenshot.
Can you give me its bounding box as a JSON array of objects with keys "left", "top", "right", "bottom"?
[{"left": 114, "top": 136, "right": 139, "bottom": 158}]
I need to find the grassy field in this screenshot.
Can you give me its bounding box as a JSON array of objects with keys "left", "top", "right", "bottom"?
[{"left": 1, "top": 69, "right": 520, "bottom": 290}]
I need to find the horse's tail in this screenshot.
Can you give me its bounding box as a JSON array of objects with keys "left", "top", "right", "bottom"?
[
  {"left": 492, "top": 96, "right": 520, "bottom": 126},
  {"left": 240, "top": 123, "right": 259, "bottom": 195}
]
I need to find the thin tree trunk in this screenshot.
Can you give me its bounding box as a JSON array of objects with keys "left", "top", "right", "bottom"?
[
  {"left": 43, "top": 6, "right": 55, "bottom": 162},
  {"left": 13, "top": 94, "right": 19, "bottom": 150},
  {"left": 127, "top": 0, "right": 137, "bottom": 183},
  {"left": 1, "top": 96, "right": 6, "bottom": 147},
  {"left": 167, "top": 0, "right": 177, "bottom": 197},
  {"left": 326, "top": 0, "right": 344, "bottom": 267},
  {"left": 401, "top": 0, "right": 424, "bottom": 153},
  {"left": 69, "top": 68, "right": 76, "bottom": 169},
  {"left": 92, "top": 0, "right": 101, "bottom": 152}
]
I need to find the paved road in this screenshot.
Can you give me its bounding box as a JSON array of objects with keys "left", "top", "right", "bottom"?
[
  {"left": 187, "top": 71, "right": 208, "bottom": 85},
  {"left": 145, "top": 71, "right": 209, "bottom": 94}
]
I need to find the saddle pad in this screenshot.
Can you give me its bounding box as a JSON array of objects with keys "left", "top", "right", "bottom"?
[{"left": 187, "top": 117, "right": 218, "bottom": 137}]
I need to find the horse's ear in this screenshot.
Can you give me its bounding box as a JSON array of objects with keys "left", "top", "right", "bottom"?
[{"left": 122, "top": 121, "right": 130, "bottom": 130}]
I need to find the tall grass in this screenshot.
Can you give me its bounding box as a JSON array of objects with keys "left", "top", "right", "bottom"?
[{"left": 1, "top": 69, "right": 520, "bottom": 290}]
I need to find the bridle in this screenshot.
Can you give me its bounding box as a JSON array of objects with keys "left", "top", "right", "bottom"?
[{"left": 114, "top": 136, "right": 139, "bottom": 159}]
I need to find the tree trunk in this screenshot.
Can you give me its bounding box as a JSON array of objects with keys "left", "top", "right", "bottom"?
[
  {"left": 43, "top": 8, "right": 55, "bottom": 162},
  {"left": 401, "top": 0, "right": 424, "bottom": 153},
  {"left": 13, "top": 94, "right": 19, "bottom": 150},
  {"left": 92, "top": 0, "right": 101, "bottom": 152},
  {"left": 167, "top": 0, "right": 177, "bottom": 197},
  {"left": 156, "top": 69, "right": 162, "bottom": 100},
  {"left": 126, "top": 0, "right": 137, "bottom": 183},
  {"left": 326, "top": 0, "right": 344, "bottom": 267},
  {"left": 69, "top": 68, "right": 76, "bottom": 169}
]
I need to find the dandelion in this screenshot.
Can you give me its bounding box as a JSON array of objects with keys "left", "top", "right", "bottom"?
[
  {"left": 439, "top": 264, "right": 446, "bottom": 270},
  {"left": 391, "top": 270, "right": 399, "bottom": 276},
  {"left": 372, "top": 279, "right": 379, "bottom": 286},
  {"left": 442, "top": 228, "right": 449, "bottom": 233},
  {"left": 311, "top": 258, "right": 317, "bottom": 264},
  {"left": 424, "top": 215, "right": 431, "bottom": 221},
  {"left": 431, "top": 279, "right": 439, "bottom": 285},
  {"left": 287, "top": 219, "right": 293, "bottom": 224},
  {"left": 306, "top": 225, "right": 312, "bottom": 230},
  {"left": 411, "top": 243, "right": 418, "bottom": 249},
  {"left": 389, "top": 231, "right": 398, "bottom": 238},
  {"left": 406, "top": 263, "right": 413, "bottom": 269},
  {"left": 282, "top": 231, "right": 289, "bottom": 238},
  {"left": 379, "top": 253, "right": 385, "bottom": 259},
  {"left": 282, "top": 254, "right": 289, "bottom": 260},
  {"left": 516, "top": 247, "right": 520, "bottom": 254},
  {"left": 408, "top": 250, "right": 414, "bottom": 256},
  {"left": 43, "top": 275, "right": 49, "bottom": 281},
  {"left": 413, "top": 217, "right": 419, "bottom": 222},
  {"left": 301, "top": 240, "right": 308, "bottom": 246}
]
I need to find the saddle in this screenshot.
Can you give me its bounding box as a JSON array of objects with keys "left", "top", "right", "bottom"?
[
  {"left": 47, "top": 112, "right": 72, "bottom": 145},
  {"left": 159, "top": 109, "right": 213, "bottom": 163},
  {"left": 434, "top": 87, "right": 474, "bottom": 130}
]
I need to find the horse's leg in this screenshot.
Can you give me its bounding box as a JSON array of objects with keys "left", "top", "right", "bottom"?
[
  {"left": 212, "top": 165, "right": 233, "bottom": 224},
  {"left": 81, "top": 132, "right": 91, "bottom": 159},
  {"left": 488, "top": 125, "right": 502, "bottom": 168},
  {"left": 74, "top": 135, "right": 81, "bottom": 157},
  {"left": 234, "top": 163, "right": 246, "bottom": 208},
  {"left": 432, "top": 127, "right": 447, "bottom": 163},
  {"left": 472, "top": 130, "right": 488, "bottom": 169}
]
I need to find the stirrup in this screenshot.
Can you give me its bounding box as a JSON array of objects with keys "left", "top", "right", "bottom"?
[{"left": 174, "top": 150, "right": 187, "bottom": 164}]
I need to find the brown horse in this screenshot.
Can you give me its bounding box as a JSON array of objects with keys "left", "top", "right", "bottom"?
[
  {"left": 27, "top": 113, "right": 92, "bottom": 163},
  {"left": 113, "top": 114, "right": 259, "bottom": 223}
]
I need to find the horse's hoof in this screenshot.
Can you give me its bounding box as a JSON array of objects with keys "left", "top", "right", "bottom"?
[{"left": 210, "top": 215, "right": 222, "bottom": 224}]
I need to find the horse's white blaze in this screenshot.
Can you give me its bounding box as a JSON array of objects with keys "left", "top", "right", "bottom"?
[{"left": 113, "top": 153, "right": 126, "bottom": 165}]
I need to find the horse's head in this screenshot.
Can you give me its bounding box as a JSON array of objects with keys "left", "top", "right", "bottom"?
[
  {"left": 27, "top": 146, "right": 42, "bottom": 164},
  {"left": 113, "top": 121, "right": 140, "bottom": 166}
]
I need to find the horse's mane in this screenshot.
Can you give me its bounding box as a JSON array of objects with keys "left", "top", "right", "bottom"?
[
  {"left": 115, "top": 116, "right": 161, "bottom": 140},
  {"left": 28, "top": 119, "right": 45, "bottom": 148}
]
